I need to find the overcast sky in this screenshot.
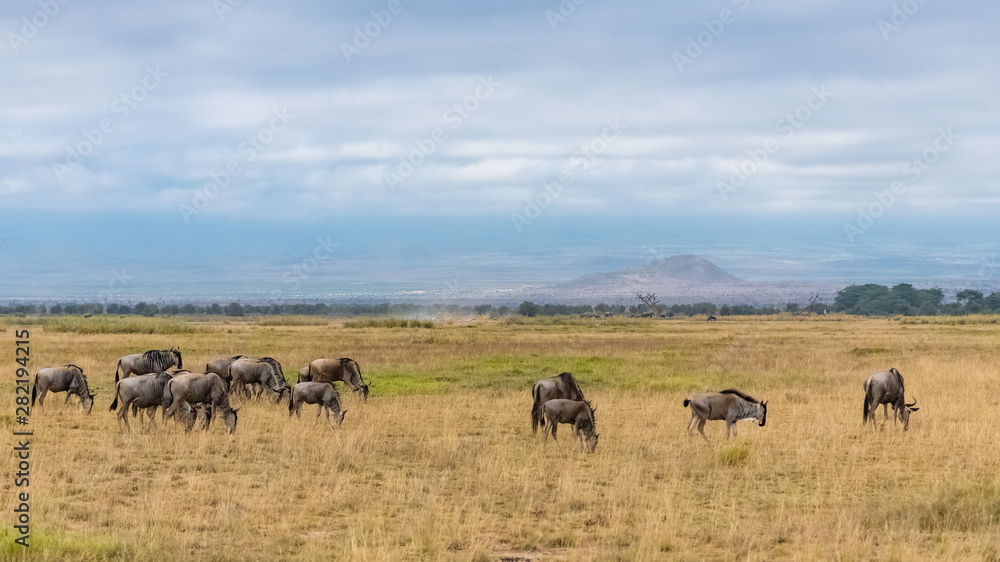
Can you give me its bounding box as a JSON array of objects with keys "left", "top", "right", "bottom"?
[{"left": 2, "top": 0, "right": 998, "bottom": 254}]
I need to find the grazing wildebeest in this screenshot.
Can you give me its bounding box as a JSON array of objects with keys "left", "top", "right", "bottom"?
[
  {"left": 115, "top": 347, "right": 183, "bottom": 383},
  {"left": 541, "top": 399, "right": 599, "bottom": 453},
  {"left": 163, "top": 373, "right": 239, "bottom": 433},
  {"left": 300, "top": 358, "right": 369, "bottom": 401},
  {"left": 109, "top": 371, "right": 208, "bottom": 430},
  {"left": 288, "top": 382, "right": 347, "bottom": 427},
  {"left": 707, "top": 315, "right": 717, "bottom": 321},
  {"left": 205, "top": 355, "right": 247, "bottom": 390},
  {"left": 531, "top": 372, "right": 585, "bottom": 435},
  {"left": 229, "top": 357, "right": 289, "bottom": 403},
  {"left": 684, "top": 389, "right": 767, "bottom": 441},
  {"left": 31, "top": 365, "right": 96, "bottom": 414},
  {"left": 863, "top": 368, "right": 918, "bottom": 431}
]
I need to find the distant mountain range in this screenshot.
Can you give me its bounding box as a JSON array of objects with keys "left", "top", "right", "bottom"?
[{"left": 560, "top": 254, "right": 741, "bottom": 288}]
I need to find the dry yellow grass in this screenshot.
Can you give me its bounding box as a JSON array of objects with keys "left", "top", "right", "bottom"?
[{"left": 3, "top": 315, "right": 1000, "bottom": 560}]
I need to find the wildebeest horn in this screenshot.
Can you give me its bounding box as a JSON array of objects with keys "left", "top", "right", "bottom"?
[{"left": 905, "top": 397, "right": 916, "bottom": 408}]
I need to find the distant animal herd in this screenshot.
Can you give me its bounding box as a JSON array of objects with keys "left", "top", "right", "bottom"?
[{"left": 31, "top": 347, "right": 919, "bottom": 450}]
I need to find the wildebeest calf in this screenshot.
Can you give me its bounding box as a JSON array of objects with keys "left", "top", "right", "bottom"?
[
  {"left": 541, "top": 399, "right": 599, "bottom": 453},
  {"left": 289, "top": 382, "right": 347, "bottom": 427}
]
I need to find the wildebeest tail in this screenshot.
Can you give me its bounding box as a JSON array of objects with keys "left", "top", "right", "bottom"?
[
  {"left": 288, "top": 390, "right": 294, "bottom": 413},
  {"left": 531, "top": 383, "right": 544, "bottom": 426},
  {"left": 110, "top": 382, "right": 121, "bottom": 411},
  {"left": 115, "top": 359, "right": 123, "bottom": 384},
  {"left": 862, "top": 382, "right": 871, "bottom": 424},
  {"left": 683, "top": 398, "right": 691, "bottom": 407},
  {"left": 164, "top": 379, "right": 174, "bottom": 411},
  {"left": 31, "top": 374, "right": 37, "bottom": 406}
]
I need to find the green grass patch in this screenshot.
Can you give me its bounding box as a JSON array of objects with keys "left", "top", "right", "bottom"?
[
  {"left": 2, "top": 315, "right": 203, "bottom": 335},
  {"left": 343, "top": 318, "right": 435, "bottom": 329},
  {"left": 718, "top": 442, "right": 752, "bottom": 466},
  {"left": 0, "top": 527, "right": 134, "bottom": 560},
  {"left": 852, "top": 347, "right": 890, "bottom": 356}
]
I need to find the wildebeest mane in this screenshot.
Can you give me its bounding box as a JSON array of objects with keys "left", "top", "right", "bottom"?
[
  {"left": 557, "top": 372, "right": 584, "bottom": 400},
  {"left": 719, "top": 389, "right": 759, "bottom": 403},
  {"left": 339, "top": 358, "right": 366, "bottom": 386}
]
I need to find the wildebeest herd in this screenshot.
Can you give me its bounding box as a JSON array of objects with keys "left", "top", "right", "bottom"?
[{"left": 31, "top": 347, "right": 918, "bottom": 450}]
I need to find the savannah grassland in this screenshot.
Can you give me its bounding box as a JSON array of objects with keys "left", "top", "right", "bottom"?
[{"left": 3, "top": 314, "right": 1000, "bottom": 561}]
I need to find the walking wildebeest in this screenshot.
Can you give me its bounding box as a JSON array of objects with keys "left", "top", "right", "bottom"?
[
  {"left": 531, "top": 372, "right": 585, "bottom": 435},
  {"left": 541, "top": 399, "right": 599, "bottom": 453},
  {"left": 684, "top": 389, "right": 767, "bottom": 441},
  {"left": 288, "top": 382, "right": 347, "bottom": 427},
  {"left": 863, "top": 368, "right": 918, "bottom": 431},
  {"left": 31, "top": 364, "right": 96, "bottom": 414},
  {"left": 163, "top": 372, "right": 239, "bottom": 433},
  {"left": 115, "top": 347, "right": 183, "bottom": 383},
  {"left": 109, "top": 371, "right": 209, "bottom": 430},
  {"left": 300, "top": 358, "right": 369, "bottom": 401},
  {"left": 205, "top": 355, "right": 247, "bottom": 390},
  {"left": 229, "top": 357, "right": 289, "bottom": 403}
]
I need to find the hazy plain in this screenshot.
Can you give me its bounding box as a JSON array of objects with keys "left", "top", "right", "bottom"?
[{"left": 3, "top": 314, "right": 1000, "bottom": 561}]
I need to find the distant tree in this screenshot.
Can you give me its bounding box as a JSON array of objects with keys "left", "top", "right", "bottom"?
[
  {"left": 224, "top": 302, "right": 244, "bottom": 317},
  {"left": 497, "top": 305, "right": 511, "bottom": 316},
  {"left": 984, "top": 292, "right": 1000, "bottom": 313},
  {"left": 161, "top": 305, "right": 180, "bottom": 315},
  {"left": 473, "top": 304, "right": 492, "bottom": 315},
  {"left": 719, "top": 305, "right": 732, "bottom": 316},
  {"left": 49, "top": 304, "right": 63, "bottom": 314},
  {"left": 180, "top": 304, "right": 197, "bottom": 314},
  {"left": 133, "top": 302, "right": 159, "bottom": 317},
  {"left": 517, "top": 301, "right": 538, "bottom": 317},
  {"left": 784, "top": 303, "right": 800, "bottom": 313},
  {"left": 208, "top": 303, "right": 223, "bottom": 315},
  {"left": 956, "top": 289, "right": 984, "bottom": 306}
]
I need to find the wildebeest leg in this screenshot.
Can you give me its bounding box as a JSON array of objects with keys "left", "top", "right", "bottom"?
[
  {"left": 316, "top": 404, "right": 323, "bottom": 419},
  {"left": 294, "top": 401, "right": 303, "bottom": 419},
  {"left": 697, "top": 418, "right": 709, "bottom": 442},
  {"left": 117, "top": 399, "right": 132, "bottom": 431}
]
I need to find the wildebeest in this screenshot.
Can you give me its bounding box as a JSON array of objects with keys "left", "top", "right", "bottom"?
[
  {"left": 288, "top": 382, "right": 347, "bottom": 427},
  {"left": 115, "top": 347, "right": 183, "bottom": 383},
  {"left": 163, "top": 372, "right": 239, "bottom": 433},
  {"left": 707, "top": 315, "right": 717, "bottom": 321},
  {"left": 205, "top": 355, "right": 247, "bottom": 389},
  {"left": 684, "top": 389, "right": 767, "bottom": 441},
  {"left": 31, "top": 364, "right": 96, "bottom": 414},
  {"left": 531, "top": 372, "right": 584, "bottom": 435},
  {"left": 300, "top": 358, "right": 369, "bottom": 401},
  {"left": 541, "top": 399, "right": 599, "bottom": 453},
  {"left": 229, "top": 357, "right": 291, "bottom": 403},
  {"left": 109, "top": 371, "right": 208, "bottom": 430},
  {"left": 229, "top": 357, "right": 288, "bottom": 403},
  {"left": 863, "top": 368, "right": 918, "bottom": 431}
]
